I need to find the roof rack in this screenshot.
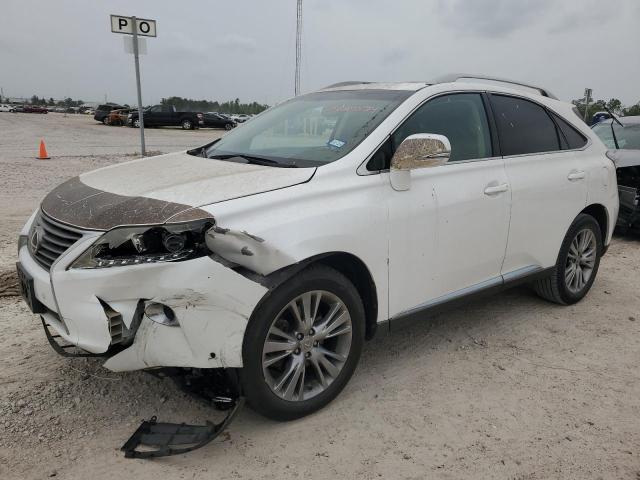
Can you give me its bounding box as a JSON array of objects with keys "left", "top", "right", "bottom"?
[
  {"left": 322, "top": 81, "right": 371, "bottom": 89},
  {"left": 431, "top": 73, "right": 558, "bottom": 100}
]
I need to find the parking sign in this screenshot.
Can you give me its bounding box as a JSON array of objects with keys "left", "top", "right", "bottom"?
[{"left": 110, "top": 15, "right": 157, "bottom": 37}]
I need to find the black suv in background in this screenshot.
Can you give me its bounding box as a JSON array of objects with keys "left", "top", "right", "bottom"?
[
  {"left": 127, "top": 105, "right": 203, "bottom": 130},
  {"left": 94, "top": 104, "right": 125, "bottom": 124}
]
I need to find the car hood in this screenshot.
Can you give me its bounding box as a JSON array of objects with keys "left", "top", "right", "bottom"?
[{"left": 41, "top": 151, "right": 315, "bottom": 230}]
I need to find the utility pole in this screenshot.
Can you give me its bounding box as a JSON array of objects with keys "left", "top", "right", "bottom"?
[
  {"left": 295, "top": 0, "right": 303, "bottom": 96},
  {"left": 583, "top": 88, "right": 592, "bottom": 123}
]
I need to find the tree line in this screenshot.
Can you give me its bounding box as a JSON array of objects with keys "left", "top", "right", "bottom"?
[
  {"left": 571, "top": 96, "right": 640, "bottom": 119},
  {"left": 159, "top": 96, "right": 269, "bottom": 115}
]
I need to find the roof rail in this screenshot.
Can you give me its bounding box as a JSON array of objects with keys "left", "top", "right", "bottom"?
[
  {"left": 431, "top": 73, "right": 558, "bottom": 100},
  {"left": 322, "top": 81, "right": 371, "bottom": 89}
]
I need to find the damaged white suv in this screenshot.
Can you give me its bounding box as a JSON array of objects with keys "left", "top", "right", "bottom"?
[{"left": 17, "top": 75, "right": 618, "bottom": 420}]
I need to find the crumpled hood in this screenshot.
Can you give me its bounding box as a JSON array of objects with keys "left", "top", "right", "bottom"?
[{"left": 41, "top": 151, "right": 315, "bottom": 230}]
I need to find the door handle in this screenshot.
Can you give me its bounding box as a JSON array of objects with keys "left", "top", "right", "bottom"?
[
  {"left": 567, "top": 171, "right": 586, "bottom": 181},
  {"left": 484, "top": 183, "right": 509, "bottom": 195}
]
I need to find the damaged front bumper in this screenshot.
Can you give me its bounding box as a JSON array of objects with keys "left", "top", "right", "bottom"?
[{"left": 18, "top": 220, "right": 267, "bottom": 371}]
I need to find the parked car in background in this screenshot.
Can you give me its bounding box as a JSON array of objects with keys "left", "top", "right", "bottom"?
[
  {"left": 23, "top": 105, "right": 48, "bottom": 114},
  {"left": 232, "top": 113, "right": 251, "bottom": 123},
  {"left": 127, "top": 104, "right": 203, "bottom": 130},
  {"left": 0, "top": 104, "right": 16, "bottom": 112},
  {"left": 591, "top": 111, "right": 612, "bottom": 125},
  {"left": 105, "top": 108, "right": 131, "bottom": 126},
  {"left": 593, "top": 116, "right": 640, "bottom": 234},
  {"left": 202, "top": 112, "right": 236, "bottom": 130},
  {"left": 17, "top": 75, "right": 618, "bottom": 422},
  {"left": 94, "top": 104, "right": 125, "bottom": 124}
]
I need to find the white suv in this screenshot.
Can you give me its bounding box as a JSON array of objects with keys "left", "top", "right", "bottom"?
[{"left": 17, "top": 75, "right": 618, "bottom": 420}]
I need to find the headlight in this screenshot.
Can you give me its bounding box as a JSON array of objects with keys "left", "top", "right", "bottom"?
[{"left": 70, "top": 219, "right": 214, "bottom": 269}]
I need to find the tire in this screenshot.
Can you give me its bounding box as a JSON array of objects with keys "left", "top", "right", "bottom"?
[
  {"left": 241, "top": 265, "right": 365, "bottom": 421},
  {"left": 102, "top": 117, "right": 109, "bottom": 126},
  {"left": 224, "top": 123, "right": 233, "bottom": 130},
  {"left": 133, "top": 118, "right": 140, "bottom": 128},
  {"left": 534, "top": 213, "right": 602, "bottom": 305},
  {"left": 181, "top": 119, "right": 193, "bottom": 130}
]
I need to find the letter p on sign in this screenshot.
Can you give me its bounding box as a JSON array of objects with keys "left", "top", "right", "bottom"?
[{"left": 110, "top": 15, "right": 157, "bottom": 37}]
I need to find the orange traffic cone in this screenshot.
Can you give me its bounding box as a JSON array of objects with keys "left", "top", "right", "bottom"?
[{"left": 37, "top": 139, "right": 50, "bottom": 160}]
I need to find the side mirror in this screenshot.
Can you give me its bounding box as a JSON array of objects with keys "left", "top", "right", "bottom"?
[{"left": 390, "top": 134, "right": 451, "bottom": 191}]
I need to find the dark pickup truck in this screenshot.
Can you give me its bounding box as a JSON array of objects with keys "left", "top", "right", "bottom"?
[{"left": 128, "top": 105, "right": 203, "bottom": 130}]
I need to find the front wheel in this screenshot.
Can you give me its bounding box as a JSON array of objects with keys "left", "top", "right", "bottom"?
[
  {"left": 224, "top": 123, "right": 233, "bottom": 130},
  {"left": 241, "top": 265, "right": 365, "bottom": 421},
  {"left": 181, "top": 119, "right": 193, "bottom": 130},
  {"left": 534, "top": 213, "right": 602, "bottom": 305}
]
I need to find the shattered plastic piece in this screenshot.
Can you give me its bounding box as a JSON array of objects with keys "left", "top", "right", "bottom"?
[{"left": 121, "top": 398, "right": 244, "bottom": 459}]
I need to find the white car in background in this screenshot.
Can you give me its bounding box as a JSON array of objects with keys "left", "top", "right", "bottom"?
[
  {"left": 17, "top": 74, "right": 618, "bottom": 422},
  {"left": 0, "top": 104, "right": 16, "bottom": 112}
]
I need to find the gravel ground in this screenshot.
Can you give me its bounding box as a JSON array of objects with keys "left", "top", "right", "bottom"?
[{"left": 0, "top": 113, "right": 639, "bottom": 480}]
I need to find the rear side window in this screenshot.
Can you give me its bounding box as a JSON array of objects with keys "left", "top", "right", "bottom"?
[
  {"left": 551, "top": 113, "right": 588, "bottom": 149},
  {"left": 490, "top": 94, "right": 560, "bottom": 156}
]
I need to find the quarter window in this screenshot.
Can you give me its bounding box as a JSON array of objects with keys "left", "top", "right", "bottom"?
[
  {"left": 490, "top": 94, "right": 560, "bottom": 156},
  {"left": 551, "top": 113, "right": 588, "bottom": 150}
]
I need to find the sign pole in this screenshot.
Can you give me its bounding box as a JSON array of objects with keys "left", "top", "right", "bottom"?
[{"left": 131, "top": 16, "right": 146, "bottom": 157}]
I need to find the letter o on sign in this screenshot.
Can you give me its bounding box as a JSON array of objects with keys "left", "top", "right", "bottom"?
[{"left": 139, "top": 21, "right": 150, "bottom": 34}]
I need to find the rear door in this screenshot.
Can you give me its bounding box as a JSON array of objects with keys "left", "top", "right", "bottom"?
[{"left": 489, "top": 94, "right": 588, "bottom": 274}]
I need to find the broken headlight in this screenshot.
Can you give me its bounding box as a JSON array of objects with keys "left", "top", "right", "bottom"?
[{"left": 70, "top": 219, "right": 214, "bottom": 269}]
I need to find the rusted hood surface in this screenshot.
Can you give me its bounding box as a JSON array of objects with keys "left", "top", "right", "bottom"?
[{"left": 41, "top": 151, "right": 315, "bottom": 230}]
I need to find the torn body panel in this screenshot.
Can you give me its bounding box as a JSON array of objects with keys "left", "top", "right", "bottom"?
[{"left": 609, "top": 149, "right": 640, "bottom": 232}]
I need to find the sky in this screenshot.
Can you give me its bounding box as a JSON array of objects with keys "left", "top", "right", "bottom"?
[{"left": 1, "top": 0, "right": 639, "bottom": 106}]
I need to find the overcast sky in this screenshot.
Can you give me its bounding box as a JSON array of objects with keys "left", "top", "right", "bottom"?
[{"left": 2, "top": 0, "right": 639, "bottom": 106}]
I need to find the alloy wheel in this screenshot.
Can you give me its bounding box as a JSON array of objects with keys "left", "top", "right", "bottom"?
[
  {"left": 565, "top": 228, "right": 597, "bottom": 294},
  {"left": 262, "top": 290, "right": 352, "bottom": 402}
]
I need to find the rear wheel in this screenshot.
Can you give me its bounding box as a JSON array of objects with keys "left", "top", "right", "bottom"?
[
  {"left": 102, "top": 117, "right": 109, "bottom": 125},
  {"left": 224, "top": 123, "right": 233, "bottom": 130},
  {"left": 241, "top": 265, "right": 365, "bottom": 421},
  {"left": 534, "top": 213, "right": 602, "bottom": 305},
  {"left": 181, "top": 119, "right": 193, "bottom": 130}
]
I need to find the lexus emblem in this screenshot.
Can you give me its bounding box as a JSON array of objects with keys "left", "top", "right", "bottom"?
[{"left": 29, "top": 224, "right": 45, "bottom": 253}]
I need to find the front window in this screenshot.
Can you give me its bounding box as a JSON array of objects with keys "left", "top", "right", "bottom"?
[{"left": 204, "top": 90, "right": 412, "bottom": 167}]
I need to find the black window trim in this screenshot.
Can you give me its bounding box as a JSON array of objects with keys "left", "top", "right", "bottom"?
[
  {"left": 486, "top": 92, "right": 592, "bottom": 160},
  {"left": 359, "top": 90, "right": 502, "bottom": 175}
]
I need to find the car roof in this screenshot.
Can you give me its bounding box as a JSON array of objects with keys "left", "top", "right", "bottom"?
[{"left": 320, "top": 73, "right": 557, "bottom": 100}]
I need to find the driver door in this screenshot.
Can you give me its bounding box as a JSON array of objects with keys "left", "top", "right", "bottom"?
[{"left": 386, "top": 93, "right": 511, "bottom": 319}]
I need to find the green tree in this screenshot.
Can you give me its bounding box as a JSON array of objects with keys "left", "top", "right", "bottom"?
[
  {"left": 624, "top": 102, "right": 640, "bottom": 116},
  {"left": 606, "top": 98, "right": 622, "bottom": 115}
]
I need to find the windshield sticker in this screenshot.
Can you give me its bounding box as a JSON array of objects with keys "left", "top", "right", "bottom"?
[{"left": 328, "top": 139, "right": 346, "bottom": 149}]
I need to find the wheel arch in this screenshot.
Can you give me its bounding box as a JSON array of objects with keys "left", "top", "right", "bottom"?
[
  {"left": 252, "top": 251, "right": 379, "bottom": 341},
  {"left": 581, "top": 203, "right": 609, "bottom": 246}
]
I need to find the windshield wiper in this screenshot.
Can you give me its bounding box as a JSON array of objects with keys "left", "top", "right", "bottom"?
[{"left": 209, "top": 154, "right": 298, "bottom": 168}]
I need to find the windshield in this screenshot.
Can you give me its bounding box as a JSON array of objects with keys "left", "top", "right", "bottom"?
[
  {"left": 205, "top": 89, "right": 412, "bottom": 167},
  {"left": 594, "top": 121, "right": 640, "bottom": 150}
]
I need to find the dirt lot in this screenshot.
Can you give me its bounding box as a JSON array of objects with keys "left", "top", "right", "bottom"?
[{"left": 0, "top": 112, "right": 639, "bottom": 480}]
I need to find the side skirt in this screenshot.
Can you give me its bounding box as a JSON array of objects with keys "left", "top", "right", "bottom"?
[{"left": 379, "top": 266, "right": 554, "bottom": 334}]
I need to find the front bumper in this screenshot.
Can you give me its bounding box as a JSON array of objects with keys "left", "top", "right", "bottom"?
[{"left": 18, "top": 216, "right": 267, "bottom": 372}]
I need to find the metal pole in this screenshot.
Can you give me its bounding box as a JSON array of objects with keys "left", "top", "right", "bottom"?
[{"left": 132, "top": 16, "right": 146, "bottom": 156}]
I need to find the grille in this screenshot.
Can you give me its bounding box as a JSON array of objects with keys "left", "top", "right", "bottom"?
[{"left": 28, "top": 212, "right": 83, "bottom": 270}]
